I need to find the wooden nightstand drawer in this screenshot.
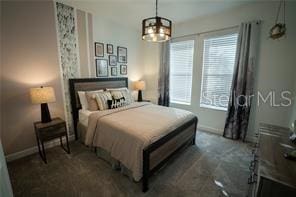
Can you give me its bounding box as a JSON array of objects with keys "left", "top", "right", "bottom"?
[{"left": 39, "top": 126, "right": 66, "bottom": 141}]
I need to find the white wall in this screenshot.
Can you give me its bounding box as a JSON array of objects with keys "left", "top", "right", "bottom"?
[
  {"left": 91, "top": 16, "right": 145, "bottom": 84},
  {"left": 88, "top": 15, "right": 147, "bottom": 100},
  {"left": 62, "top": 0, "right": 147, "bottom": 96},
  {"left": 1, "top": 0, "right": 147, "bottom": 157},
  {"left": 144, "top": 1, "right": 296, "bottom": 139},
  {"left": 179, "top": 1, "right": 296, "bottom": 139},
  {"left": 0, "top": 1, "right": 65, "bottom": 155}
]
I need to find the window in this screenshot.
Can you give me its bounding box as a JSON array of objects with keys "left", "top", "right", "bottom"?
[
  {"left": 169, "top": 40, "right": 194, "bottom": 105},
  {"left": 200, "top": 33, "right": 238, "bottom": 110}
]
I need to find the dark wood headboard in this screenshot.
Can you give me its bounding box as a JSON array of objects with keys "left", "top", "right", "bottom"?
[{"left": 69, "top": 77, "right": 128, "bottom": 139}]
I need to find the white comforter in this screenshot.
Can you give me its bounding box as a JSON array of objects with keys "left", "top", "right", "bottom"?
[{"left": 85, "top": 102, "right": 196, "bottom": 181}]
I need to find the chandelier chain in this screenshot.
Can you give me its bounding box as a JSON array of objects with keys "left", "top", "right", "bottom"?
[
  {"left": 275, "top": 0, "right": 285, "bottom": 24},
  {"left": 156, "top": 0, "right": 158, "bottom": 17}
]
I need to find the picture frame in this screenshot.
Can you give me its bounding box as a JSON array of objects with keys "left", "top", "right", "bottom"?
[
  {"left": 109, "top": 55, "right": 117, "bottom": 66},
  {"left": 96, "top": 59, "right": 108, "bottom": 77},
  {"left": 120, "top": 65, "right": 127, "bottom": 75},
  {"left": 117, "top": 46, "right": 127, "bottom": 63},
  {"left": 111, "top": 67, "right": 117, "bottom": 76},
  {"left": 107, "top": 44, "right": 113, "bottom": 54},
  {"left": 95, "top": 42, "right": 104, "bottom": 57}
]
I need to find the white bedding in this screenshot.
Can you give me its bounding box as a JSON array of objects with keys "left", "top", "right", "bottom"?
[
  {"left": 78, "top": 109, "right": 95, "bottom": 127},
  {"left": 85, "top": 102, "right": 196, "bottom": 181}
]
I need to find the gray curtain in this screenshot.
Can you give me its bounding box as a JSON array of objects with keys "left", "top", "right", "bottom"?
[
  {"left": 223, "top": 21, "right": 260, "bottom": 141},
  {"left": 158, "top": 41, "right": 170, "bottom": 106}
]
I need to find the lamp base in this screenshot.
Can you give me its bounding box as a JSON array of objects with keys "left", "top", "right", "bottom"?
[
  {"left": 41, "top": 103, "right": 52, "bottom": 123},
  {"left": 138, "top": 90, "right": 143, "bottom": 102}
]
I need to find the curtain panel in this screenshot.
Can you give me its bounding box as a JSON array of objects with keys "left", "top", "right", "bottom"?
[
  {"left": 158, "top": 42, "right": 170, "bottom": 106},
  {"left": 223, "top": 21, "right": 260, "bottom": 141}
]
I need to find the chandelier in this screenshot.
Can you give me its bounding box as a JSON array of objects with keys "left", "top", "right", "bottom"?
[{"left": 142, "top": 0, "right": 172, "bottom": 42}]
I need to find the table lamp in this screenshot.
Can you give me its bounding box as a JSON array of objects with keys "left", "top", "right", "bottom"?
[
  {"left": 134, "top": 80, "right": 146, "bottom": 102},
  {"left": 30, "top": 86, "right": 56, "bottom": 123}
]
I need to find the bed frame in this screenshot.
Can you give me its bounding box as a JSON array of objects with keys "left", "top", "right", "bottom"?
[{"left": 69, "top": 77, "right": 198, "bottom": 192}]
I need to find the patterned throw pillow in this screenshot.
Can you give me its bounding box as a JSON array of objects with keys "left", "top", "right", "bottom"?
[
  {"left": 107, "top": 88, "right": 134, "bottom": 105},
  {"left": 94, "top": 91, "right": 112, "bottom": 110},
  {"left": 110, "top": 91, "right": 124, "bottom": 99},
  {"left": 107, "top": 97, "right": 126, "bottom": 109}
]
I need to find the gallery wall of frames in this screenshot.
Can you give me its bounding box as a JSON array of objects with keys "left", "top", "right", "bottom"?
[{"left": 94, "top": 42, "right": 128, "bottom": 77}]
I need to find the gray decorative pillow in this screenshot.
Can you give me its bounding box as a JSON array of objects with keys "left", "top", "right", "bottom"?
[{"left": 94, "top": 91, "right": 112, "bottom": 110}]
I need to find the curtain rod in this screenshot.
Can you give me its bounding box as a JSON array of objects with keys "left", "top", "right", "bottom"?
[{"left": 172, "top": 20, "right": 261, "bottom": 39}]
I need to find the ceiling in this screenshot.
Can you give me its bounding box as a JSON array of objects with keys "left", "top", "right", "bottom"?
[{"left": 63, "top": 0, "right": 257, "bottom": 30}]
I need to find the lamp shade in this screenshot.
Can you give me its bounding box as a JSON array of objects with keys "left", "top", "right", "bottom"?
[
  {"left": 30, "top": 86, "right": 56, "bottom": 104},
  {"left": 134, "top": 81, "right": 146, "bottom": 90}
]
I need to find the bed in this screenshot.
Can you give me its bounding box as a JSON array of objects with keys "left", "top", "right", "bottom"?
[{"left": 69, "top": 77, "right": 198, "bottom": 192}]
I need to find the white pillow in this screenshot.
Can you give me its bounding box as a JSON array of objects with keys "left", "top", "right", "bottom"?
[
  {"left": 78, "top": 91, "right": 88, "bottom": 110},
  {"left": 95, "top": 91, "right": 112, "bottom": 110}
]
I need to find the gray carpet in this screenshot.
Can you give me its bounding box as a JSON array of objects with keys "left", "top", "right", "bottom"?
[{"left": 7, "top": 131, "right": 252, "bottom": 197}]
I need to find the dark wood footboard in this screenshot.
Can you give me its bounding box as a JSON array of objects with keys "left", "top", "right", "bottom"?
[{"left": 142, "top": 116, "right": 198, "bottom": 192}]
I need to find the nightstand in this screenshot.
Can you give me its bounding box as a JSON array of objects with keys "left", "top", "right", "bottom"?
[{"left": 34, "top": 117, "right": 70, "bottom": 163}]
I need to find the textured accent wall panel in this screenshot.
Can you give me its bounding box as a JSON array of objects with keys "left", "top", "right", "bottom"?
[
  {"left": 56, "top": 2, "right": 79, "bottom": 133},
  {"left": 77, "top": 9, "right": 89, "bottom": 77},
  {"left": 87, "top": 13, "right": 95, "bottom": 77}
]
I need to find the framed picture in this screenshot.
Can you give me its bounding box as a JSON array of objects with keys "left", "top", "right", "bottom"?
[
  {"left": 111, "top": 67, "right": 117, "bottom": 76},
  {"left": 95, "top": 42, "right": 104, "bottom": 57},
  {"left": 96, "top": 59, "right": 108, "bottom": 77},
  {"left": 120, "top": 65, "right": 127, "bottom": 75},
  {"left": 117, "top": 46, "right": 127, "bottom": 63},
  {"left": 109, "top": 55, "right": 117, "bottom": 66},
  {"left": 107, "top": 44, "right": 113, "bottom": 54}
]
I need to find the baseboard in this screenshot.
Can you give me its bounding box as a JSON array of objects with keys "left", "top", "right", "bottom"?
[
  {"left": 197, "top": 125, "right": 223, "bottom": 135},
  {"left": 197, "top": 125, "right": 256, "bottom": 143},
  {"left": 245, "top": 136, "right": 256, "bottom": 143},
  {"left": 5, "top": 135, "right": 75, "bottom": 162}
]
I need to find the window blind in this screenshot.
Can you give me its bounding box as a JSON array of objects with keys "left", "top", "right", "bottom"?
[
  {"left": 200, "top": 33, "right": 238, "bottom": 110},
  {"left": 169, "top": 40, "right": 194, "bottom": 105}
]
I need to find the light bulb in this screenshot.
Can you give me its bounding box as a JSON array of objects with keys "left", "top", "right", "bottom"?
[
  {"left": 148, "top": 27, "right": 153, "bottom": 34},
  {"left": 159, "top": 28, "right": 164, "bottom": 33},
  {"left": 160, "top": 33, "right": 165, "bottom": 37}
]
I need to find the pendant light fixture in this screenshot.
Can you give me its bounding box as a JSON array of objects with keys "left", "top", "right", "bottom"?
[
  {"left": 142, "top": 0, "right": 172, "bottom": 42},
  {"left": 270, "top": 0, "right": 286, "bottom": 39}
]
